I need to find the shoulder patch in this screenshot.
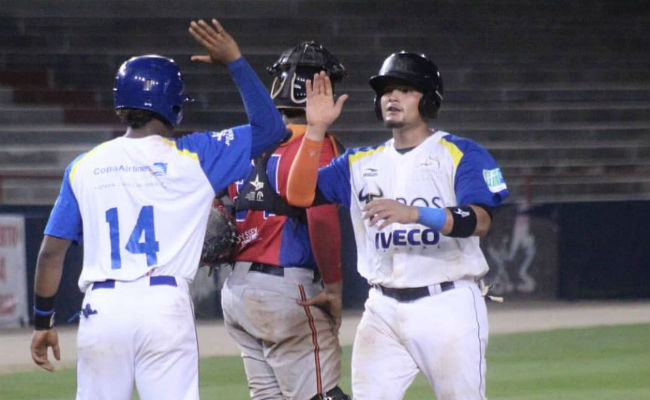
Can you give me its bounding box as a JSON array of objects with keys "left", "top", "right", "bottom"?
[{"left": 483, "top": 168, "right": 507, "bottom": 193}]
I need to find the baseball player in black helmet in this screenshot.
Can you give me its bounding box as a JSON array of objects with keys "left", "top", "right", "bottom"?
[
  {"left": 219, "top": 41, "right": 350, "bottom": 400},
  {"left": 369, "top": 51, "right": 443, "bottom": 120},
  {"left": 287, "top": 50, "right": 509, "bottom": 399}
]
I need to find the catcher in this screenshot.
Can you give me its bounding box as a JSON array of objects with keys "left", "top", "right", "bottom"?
[{"left": 202, "top": 42, "right": 350, "bottom": 400}]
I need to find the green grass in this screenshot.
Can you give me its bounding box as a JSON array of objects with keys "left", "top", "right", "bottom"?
[{"left": 1, "top": 324, "right": 648, "bottom": 400}]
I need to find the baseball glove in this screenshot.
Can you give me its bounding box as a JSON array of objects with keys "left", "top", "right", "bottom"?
[{"left": 201, "top": 203, "right": 238, "bottom": 269}]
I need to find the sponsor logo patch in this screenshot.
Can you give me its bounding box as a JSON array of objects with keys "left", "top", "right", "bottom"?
[
  {"left": 483, "top": 168, "right": 507, "bottom": 193},
  {"left": 151, "top": 162, "right": 167, "bottom": 176},
  {"left": 375, "top": 228, "right": 440, "bottom": 249},
  {"left": 358, "top": 182, "right": 383, "bottom": 204}
]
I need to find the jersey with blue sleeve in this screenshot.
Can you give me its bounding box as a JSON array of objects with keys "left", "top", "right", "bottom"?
[
  {"left": 45, "top": 130, "right": 251, "bottom": 292},
  {"left": 316, "top": 130, "right": 509, "bottom": 287},
  {"left": 228, "top": 126, "right": 341, "bottom": 272}
]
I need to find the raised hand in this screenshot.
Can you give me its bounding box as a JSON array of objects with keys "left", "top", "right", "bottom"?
[
  {"left": 305, "top": 71, "right": 348, "bottom": 136},
  {"left": 188, "top": 19, "right": 241, "bottom": 66}
]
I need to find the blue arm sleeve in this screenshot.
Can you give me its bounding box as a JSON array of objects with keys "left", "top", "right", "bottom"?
[
  {"left": 316, "top": 150, "right": 353, "bottom": 208},
  {"left": 227, "top": 57, "right": 286, "bottom": 158},
  {"left": 44, "top": 163, "right": 83, "bottom": 244}
]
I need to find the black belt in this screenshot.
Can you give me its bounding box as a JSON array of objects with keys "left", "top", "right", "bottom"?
[
  {"left": 375, "top": 281, "right": 455, "bottom": 302},
  {"left": 92, "top": 275, "right": 177, "bottom": 290},
  {"left": 248, "top": 262, "right": 320, "bottom": 282},
  {"left": 249, "top": 262, "right": 284, "bottom": 276}
]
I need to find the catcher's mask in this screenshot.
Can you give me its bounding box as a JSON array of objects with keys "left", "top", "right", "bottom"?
[
  {"left": 267, "top": 41, "right": 346, "bottom": 110},
  {"left": 114, "top": 54, "right": 194, "bottom": 127},
  {"left": 369, "top": 51, "right": 444, "bottom": 120}
]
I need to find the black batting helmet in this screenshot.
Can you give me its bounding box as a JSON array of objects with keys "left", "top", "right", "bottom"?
[
  {"left": 267, "top": 41, "right": 346, "bottom": 110},
  {"left": 369, "top": 51, "right": 444, "bottom": 120}
]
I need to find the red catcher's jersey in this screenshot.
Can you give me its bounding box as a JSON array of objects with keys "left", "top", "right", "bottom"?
[{"left": 228, "top": 125, "right": 341, "bottom": 276}]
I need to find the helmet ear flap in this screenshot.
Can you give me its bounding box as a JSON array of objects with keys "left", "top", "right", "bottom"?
[
  {"left": 418, "top": 92, "right": 439, "bottom": 118},
  {"left": 375, "top": 92, "right": 439, "bottom": 120},
  {"left": 374, "top": 94, "right": 383, "bottom": 120}
]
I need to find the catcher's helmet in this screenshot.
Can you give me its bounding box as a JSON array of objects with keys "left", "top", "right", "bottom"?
[
  {"left": 369, "top": 51, "right": 443, "bottom": 120},
  {"left": 267, "top": 41, "right": 346, "bottom": 110},
  {"left": 113, "top": 55, "right": 193, "bottom": 127}
]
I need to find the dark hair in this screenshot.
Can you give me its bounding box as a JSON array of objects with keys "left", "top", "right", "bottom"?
[
  {"left": 115, "top": 108, "right": 171, "bottom": 129},
  {"left": 279, "top": 108, "right": 306, "bottom": 120}
]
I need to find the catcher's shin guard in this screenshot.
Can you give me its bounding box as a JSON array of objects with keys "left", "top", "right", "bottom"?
[{"left": 310, "top": 386, "right": 351, "bottom": 400}]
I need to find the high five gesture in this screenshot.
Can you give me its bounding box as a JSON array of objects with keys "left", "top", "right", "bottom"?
[{"left": 304, "top": 71, "right": 348, "bottom": 141}]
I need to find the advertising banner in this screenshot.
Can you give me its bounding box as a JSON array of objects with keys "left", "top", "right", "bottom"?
[
  {"left": 481, "top": 203, "right": 559, "bottom": 299},
  {"left": 0, "top": 215, "right": 28, "bottom": 328}
]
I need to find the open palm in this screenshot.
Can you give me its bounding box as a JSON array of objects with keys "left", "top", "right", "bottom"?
[{"left": 305, "top": 71, "right": 348, "bottom": 128}]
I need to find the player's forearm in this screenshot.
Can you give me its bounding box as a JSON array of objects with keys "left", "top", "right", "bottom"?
[
  {"left": 287, "top": 137, "right": 323, "bottom": 207},
  {"left": 323, "top": 280, "right": 343, "bottom": 296},
  {"left": 227, "top": 57, "right": 285, "bottom": 157},
  {"left": 305, "top": 122, "right": 328, "bottom": 142},
  {"left": 34, "top": 236, "right": 69, "bottom": 297},
  {"left": 416, "top": 204, "right": 491, "bottom": 237},
  {"left": 307, "top": 204, "right": 343, "bottom": 284},
  {"left": 33, "top": 236, "right": 68, "bottom": 329},
  {"left": 415, "top": 207, "right": 451, "bottom": 234},
  {"left": 470, "top": 205, "right": 492, "bottom": 236}
]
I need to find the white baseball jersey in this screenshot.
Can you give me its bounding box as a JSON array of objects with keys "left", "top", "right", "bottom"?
[
  {"left": 316, "top": 130, "right": 509, "bottom": 288},
  {"left": 315, "top": 130, "right": 509, "bottom": 400},
  {"left": 40, "top": 55, "right": 285, "bottom": 400},
  {"left": 45, "top": 129, "right": 251, "bottom": 292}
]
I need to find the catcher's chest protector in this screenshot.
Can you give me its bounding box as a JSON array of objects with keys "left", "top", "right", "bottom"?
[{"left": 234, "top": 145, "right": 307, "bottom": 223}]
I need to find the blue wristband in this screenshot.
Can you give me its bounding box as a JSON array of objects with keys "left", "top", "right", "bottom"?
[{"left": 417, "top": 207, "right": 447, "bottom": 231}]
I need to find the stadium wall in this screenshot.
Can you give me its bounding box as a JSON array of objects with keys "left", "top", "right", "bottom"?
[{"left": 0, "top": 200, "right": 647, "bottom": 326}]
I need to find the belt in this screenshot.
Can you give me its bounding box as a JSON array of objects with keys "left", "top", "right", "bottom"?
[
  {"left": 92, "top": 275, "right": 177, "bottom": 290},
  {"left": 248, "top": 262, "right": 320, "bottom": 282},
  {"left": 375, "top": 281, "right": 455, "bottom": 302},
  {"left": 249, "top": 262, "right": 284, "bottom": 276}
]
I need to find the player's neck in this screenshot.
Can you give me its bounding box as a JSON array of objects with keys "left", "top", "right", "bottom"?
[
  {"left": 392, "top": 124, "right": 434, "bottom": 149},
  {"left": 124, "top": 120, "right": 174, "bottom": 139}
]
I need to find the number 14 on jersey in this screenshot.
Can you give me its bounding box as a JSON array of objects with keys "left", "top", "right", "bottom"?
[{"left": 105, "top": 206, "right": 160, "bottom": 269}]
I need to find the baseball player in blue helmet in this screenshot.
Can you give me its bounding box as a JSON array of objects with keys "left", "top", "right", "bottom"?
[
  {"left": 113, "top": 54, "right": 194, "bottom": 127},
  {"left": 287, "top": 51, "right": 509, "bottom": 399},
  {"left": 29, "top": 19, "right": 285, "bottom": 400}
]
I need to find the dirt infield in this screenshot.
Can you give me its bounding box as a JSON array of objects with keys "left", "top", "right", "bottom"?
[{"left": 1, "top": 300, "right": 648, "bottom": 374}]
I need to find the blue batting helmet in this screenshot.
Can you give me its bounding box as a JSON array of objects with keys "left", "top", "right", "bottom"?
[{"left": 113, "top": 54, "right": 193, "bottom": 127}]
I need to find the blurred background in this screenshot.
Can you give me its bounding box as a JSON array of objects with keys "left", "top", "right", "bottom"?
[{"left": 0, "top": 0, "right": 648, "bottom": 326}]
